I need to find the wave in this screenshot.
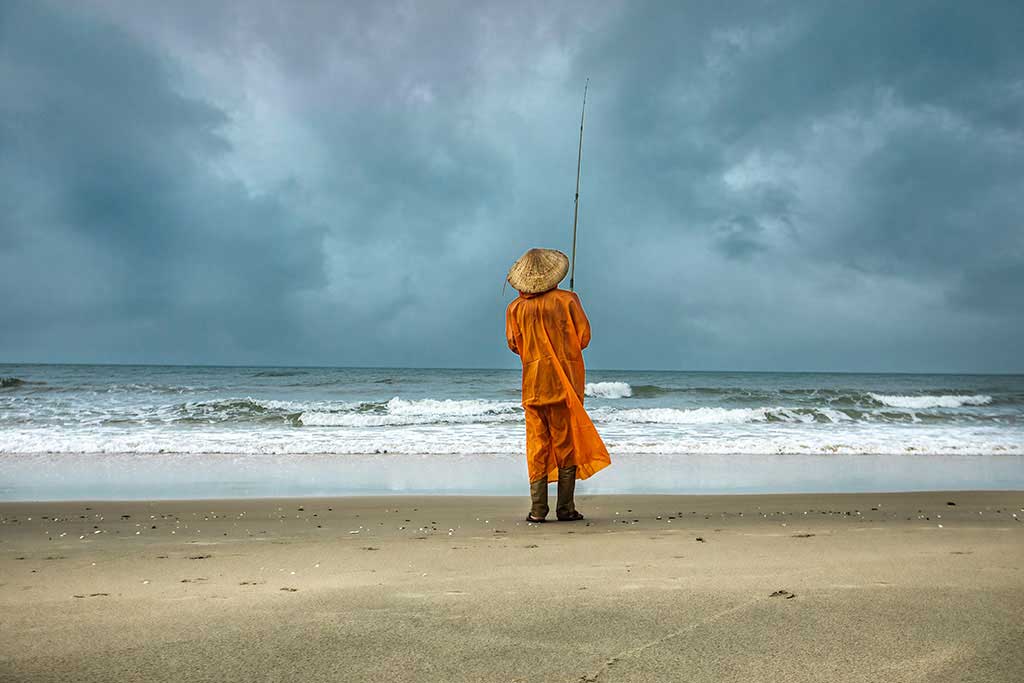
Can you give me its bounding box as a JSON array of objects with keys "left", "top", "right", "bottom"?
[
  {"left": 0, "top": 377, "right": 49, "bottom": 391},
  {"left": 581, "top": 385, "right": 1009, "bottom": 410},
  {"left": 868, "top": 394, "right": 993, "bottom": 410},
  {"left": 585, "top": 382, "right": 633, "bottom": 399},
  {"left": 300, "top": 397, "right": 521, "bottom": 427},
  {"left": 594, "top": 404, "right": 1005, "bottom": 425},
  {"left": 2, "top": 393, "right": 1016, "bottom": 429},
  {"left": 596, "top": 406, "right": 848, "bottom": 425},
  {"left": 5, "top": 382, "right": 207, "bottom": 395},
  {"left": 174, "top": 397, "right": 308, "bottom": 425},
  {"left": 3, "top": 381, "right": 1016, "bottom": 433},
  {"left": 629, "top": 384, "right": 681, "bottom": 398},
  {"left": 251, "top": 370, "right": 308, "bottom": 378},
  {"left": 584, "top": 382, "right": 697, "bottom": 399},
  {"left": 2, "top": 424, "right": 1021, "bottom": 456}
]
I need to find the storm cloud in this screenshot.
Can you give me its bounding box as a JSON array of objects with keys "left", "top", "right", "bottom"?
[{"left": 1, "top": 0, "right": 1022, "bottom": 372}]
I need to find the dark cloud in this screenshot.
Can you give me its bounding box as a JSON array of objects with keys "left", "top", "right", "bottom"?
[
  {"left": 714, "top": 215, "right": 768, "bottom": 260},
  {"left": 0, "top": 0, "right": 1021, "bottom": 372},
  {"left": 0, "top": 0, "right": 326, "bottom": 363}
]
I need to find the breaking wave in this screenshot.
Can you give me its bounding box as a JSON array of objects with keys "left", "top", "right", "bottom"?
[
  {"left": 578, "top": 386, "right": 1013, "bottom": 408},
  {"left": 299, "top": 398, "right": 521, "bottom": 427},
  {"left": 585, "top": 381, "right": 633, "bottom": 399},
  {"left": 2, "top": 425, "right": 1021, "bottom": 456},
  {"left": 2, "top": 392, "right": 1016, "bottom": 430},
  {"left": 173, "top": 398, "right": 309, "bottom": 425},
  {"left": 595, "top": 406, "right": 852, "bottom": 425},
  {"left": 168, "top": 397, "right": 525, "bottom": 428},
  {"left": 2, "top": 365, "right": 1021, "bottom": 467},
  {"left": 868, "top": 394, "right": 993, "bottom": 409},
  {"left": 0, "top": 377, "right": 49, "bottom": 391},
  {"left": 583, "top": 383, "right": 690, "bottom": 399}
]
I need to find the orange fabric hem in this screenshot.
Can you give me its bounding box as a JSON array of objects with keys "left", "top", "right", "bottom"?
[{"left": 539, "top": 456, "right": 610, "bottom": 484}]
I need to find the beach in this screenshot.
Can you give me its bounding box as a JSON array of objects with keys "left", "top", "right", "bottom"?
[
  {"left": 2, "top": 490, "right": 1022, "bottom": 682},
  {"left": 7, "top": 1, "right": 1024, "bottom": 680}
]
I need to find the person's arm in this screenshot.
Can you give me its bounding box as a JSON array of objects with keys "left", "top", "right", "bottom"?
[
  {"left": 505, "top": 302, "right": 520, "bottom": 355},
  {"left": 569, "top": 293, "right": 591, "bottom": 350}
]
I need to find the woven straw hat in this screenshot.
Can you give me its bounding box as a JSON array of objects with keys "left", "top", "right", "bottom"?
[{"left": 507, "top": 248, "right": 569, "bottom": 294}]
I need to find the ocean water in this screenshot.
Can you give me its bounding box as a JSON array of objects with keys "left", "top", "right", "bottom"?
[{"left": 1, "top": 364, "right": 1023, "bottom": 499}]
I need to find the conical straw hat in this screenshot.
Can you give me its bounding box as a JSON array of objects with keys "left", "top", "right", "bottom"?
[{"left": 507, "top": 248, "right": 569, "bottom": 294}]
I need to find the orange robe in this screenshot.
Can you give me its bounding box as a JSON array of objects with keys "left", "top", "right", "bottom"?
[{"left": 505, "top": 288, "right": 611, "bottom": 483}]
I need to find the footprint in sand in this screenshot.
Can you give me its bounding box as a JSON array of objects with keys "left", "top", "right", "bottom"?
[
  {"left": 72, "top": 593, "right": 110, "bottom": 598},
  {"left": 187, "top": 554, "right": 212, "bottom": 560},
  {"left": 769, "top": 589, "right": 796, "bottom": 599},
  {"left": 280, "top": 587, "right": 299, "bottom": 592}
]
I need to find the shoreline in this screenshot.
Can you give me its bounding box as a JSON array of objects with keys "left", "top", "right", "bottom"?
[
  {"left": 2, "top": 491, "right": 1023, "bottom": 681},
  {"left": 1, "top": 487, "right": 1023, "bottom": 505},
  {"left": 4, "top": 451, "right": 1024, "bottom": 501}
]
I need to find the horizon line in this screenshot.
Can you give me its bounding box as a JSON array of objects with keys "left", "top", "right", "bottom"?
[{"left": 2, "top": 360, "right": 1022, "bottom": 377}]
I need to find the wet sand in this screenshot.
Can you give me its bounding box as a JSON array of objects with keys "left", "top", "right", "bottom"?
[{"left": 1, "top": 491, "right": 1022, "bottom": 682}]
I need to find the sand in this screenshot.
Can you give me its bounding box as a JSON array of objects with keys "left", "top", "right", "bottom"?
[{"left": 1, "top": 490, "right": 1022, "bottom": 682}]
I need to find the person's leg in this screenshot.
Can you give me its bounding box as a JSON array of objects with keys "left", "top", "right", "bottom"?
[
  {"left": 547, "top": 406, "right": 583, "bottom": 520},
  {"left": 524, "top": 405, "right": 551, "bottom": 520},
  {"left": 529, "top": 477, "right": 548, "bottom": 520},
  {"left": 556, "top": 465, "right": 579, "bottom": 519}
]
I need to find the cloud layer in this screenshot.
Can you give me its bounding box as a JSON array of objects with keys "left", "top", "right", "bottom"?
[{"left": 2, "top": 0, "right": 1022, "bottom": 371}]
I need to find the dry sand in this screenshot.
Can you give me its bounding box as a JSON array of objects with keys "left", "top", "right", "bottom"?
[{"left": 1, "top": 491, "right": 1022, "bottom": 682}]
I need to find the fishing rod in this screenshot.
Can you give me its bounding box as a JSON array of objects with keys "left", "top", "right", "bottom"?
[{"left": 569, "top": 78, "right": 588, "bottom": 292}]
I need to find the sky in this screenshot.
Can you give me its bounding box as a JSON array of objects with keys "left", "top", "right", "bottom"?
[{"left": 1, "top": 0, "right": 1022, "bottom": 373}]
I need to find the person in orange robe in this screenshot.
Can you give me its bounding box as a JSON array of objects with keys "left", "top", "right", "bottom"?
[{"left": 505, "top": 248, "right": 611, "bottom": 522}]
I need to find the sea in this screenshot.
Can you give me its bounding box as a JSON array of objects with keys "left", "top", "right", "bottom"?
[{"left": 2, "top": 364, "right": 1023, "bottom": 500}]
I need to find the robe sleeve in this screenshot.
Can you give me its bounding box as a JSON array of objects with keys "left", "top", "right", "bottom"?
[
  {"left": 570, "top": 293, "right": 591, "bottom": 350},
  {"left": 505, "top": 302, "right": 520, "bottom": 355}
]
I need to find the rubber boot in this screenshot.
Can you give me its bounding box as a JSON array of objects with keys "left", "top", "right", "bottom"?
[
  {"left": 556, "top": 466, "right": 579, "bottom": 520},
  {"left": 529, "top": 478, "right": 549, "bottom": 520}
]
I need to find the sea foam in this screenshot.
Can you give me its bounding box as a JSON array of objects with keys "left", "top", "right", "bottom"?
[
  {"left": 595, "top": 406, "right": 839, "bottom": 424},
  {"left": 299, "top": 397, "right": 521, "bottom": 427},
  {"left": 869, "top": 394, "right": 993, "bottom": 409},
  {"left": 585, "top": 381, "right": 633, "bottom": 399},
  {"left": 3, "top": 423, "right": 1022, "bottom": 456},
  {"left": 2, "top": 365, "right": 1021, "bottom": 465}
]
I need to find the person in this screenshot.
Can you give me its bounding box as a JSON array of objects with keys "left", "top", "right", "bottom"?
[{"left": 505, "top": 248, "right": 611, "bottom": 523}]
